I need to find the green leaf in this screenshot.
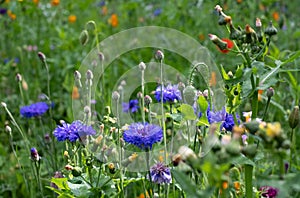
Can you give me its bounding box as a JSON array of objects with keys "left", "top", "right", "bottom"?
[
  {"left": 178, "top": 104, "right": 196, "bottom": 120},
  {"left": 221, "top": 65, "right": 229, "bottom": 80},
  {"left": 281, "top": 50, "right": 300, "bottom": 67},
  {"left": 51, "top": 177, "right": 70, "bottom": 190},
  {"left": 171, "top": 169, "right": 200, "bottom": 198},
  {"left": 197, "top": 95, "right": 208, "bottom": 113},
  {"left": 197, "top": 116, "right": 209, "bottom": 127}
]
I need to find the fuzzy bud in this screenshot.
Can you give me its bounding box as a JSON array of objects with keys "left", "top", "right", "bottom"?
[
  {"left": 208, "top": 34, "right": 228, "bottom": 50},
  {"left": 155, "top": 50, "right": 164, "bottom": 61},
  {"left": 289, "top": 106, "right": 299, "bottom": 129},
  {"left": 137, "top": 91, "right": 143, "bottom": 99},
  {"left": 112, "top": 91, "right": 120, "bottom": 101},
  {"left": 37, "top": 52, "right": 46, "bottom": 63},
  {"left": 86, "top": 70, "right": 93, "bottom": 80},
  {"left": 30, "top": 147, "right": 40, "bottom": 162},
  {"left": 74, "top": 70, "right": 81, "bottom": 80},
  {"left": 266, "top": 87, "right": 274, "bottom": 98},
  {"left": 1, "top": 102, "right": 7, "bottom": 108},
  {"left": 5, "top": 125, "right": 12, "bottom": 133},
  {"left": 183, "top": 85, "right": 196, "bottom": 106},
  {"left": 139, "top": 62, "right": 146, "bottom": 71},
  {"left": 16, "top": 73, "right": 22, "bottom": 82},
  {"left": 178, "top": 82, "right": 185, "bottom": 91},
  {"left": 79, "top": 30, "right": 89, "bottom": 46},
  {"left": 144, "top": 95, "right": 152, "bottom": 106},
  {"left": 98, "top": 52, "right": 105, "bottom": 61}
]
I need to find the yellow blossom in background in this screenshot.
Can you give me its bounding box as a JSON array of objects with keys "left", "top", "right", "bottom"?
[
  {"left": 51, "top": 0, "right": 59, "bottom": 6},
  {"left": 68, "top": 15, "right": 77, "bottom": 23},
  {"left": 101, "top": 6, "right": 108, "bottom": 15},
  {"left": 260, "top": 122, "right": 281, "bottom": 138},
  {"left": 109, "top": 14, "right": 118, "bottom": 27}
]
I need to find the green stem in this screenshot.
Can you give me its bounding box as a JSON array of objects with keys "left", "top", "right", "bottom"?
[
  {"left": 245, "top": 164, "right": 253, "bottom": 198},
  {"left": 141, "top": 70, "right": 145, "bottom": 123},
  {"left": 160, "top": 60, "right": 167, "bottom": 163},
  {"left": 289, "top": 128, "right": 294, "bottom": 171},
  {"left": 262, "top": 97, "right": 271, "bottom": 121},
  {"left": 146, "top": 151, "right": 153, "bottom": 198}
]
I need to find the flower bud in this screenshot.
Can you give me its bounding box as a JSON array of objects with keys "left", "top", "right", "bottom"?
[
  {"left": 227, "top": 71, "right": 234, "bottom": 78},
  {"left": 37, "top": 52, "right": 46, "bottom": 63},
  {"left": 74, "top": 70, "right": 81, "bottom": 80},
  {"left": 155, "top": 50, "right": 164, "bottom": 61},
  {"left": 245, "top": 24, "right": 257, "bottom": 43},
  {"left": 178, "top": 82, "right": 185, "bottom": 91},
  {"left": 229, "top": 24, "right": 241, "bottom": 40},
  {"left": 86, "top": 70, "right": 93, "bottom": 80},
  {"left": 178, "top": 146, "right": 197, "bottom": 161},
  {"left": 208, "top": 34, "right": 228, "bottom": 51},
  {"left": 1, "top": 102, "right": 7, "bottom": 108},
  {"left": 289, "top": 106, "right": 299, "bottom": 129},
  {"left": 255, "top": 18, "right": 263, "bottom": 42},
  {"left": 139, "top": 62, "right": 146, "bottom": 71},
  {"left": 183, "top": 85, "right": 196, "bottom": 106},
  {"left": 16, "top": 73, "right": 22, "bottom": 82},
  {"left": 85, "top": 20, "right": 96, "bottom": 32},
  {"left": 79, "top": 30, "right": 89, "bottom": 46},
  {"left": 108, "top": 163, "right": 115, "bottom": 174},
  {"left": 30, "top": 147, "right": 40, "bottom": 162},
  {"left": 144, "top": 95, "right": 152, "bottom": 106},
  {"left": 172, "top": 154, "right": 182, "bottom": 166},
  {"left": 244, "top": 121, "right": 260, "bottom": 134},
  {"left": 266, "top": 87, "right": 274, "bottom": 98},
  {"left": 112, "top": 91, "right": 120, "bottom": 101},
  {"left": 241, "top": 144, "right": 257, "bottom": 158},
  {"left": 137, "top": 91, "right": 143, "bottom": 99},
  {"left": 65, "top": 164, "right": 74, "bottom": 170},
  {"left": 264, "top": 21, "right": 277, "bottom": 36},
  {"left": 98, "top": 52, "right": 105, "bottom": 61},
  {"left": 218, "top": 14, "right": 231, "bottom": 26},
  {"left": 5, "top": 125, "right": 12, "bottom": 133}
]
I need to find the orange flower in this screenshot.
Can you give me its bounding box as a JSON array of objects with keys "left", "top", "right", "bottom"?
[
  {"left": 109, "top": 14, "right": 118, "bottom": 27},
  {"left": 222, "top": 181, "right": 228, "bottom": 189},
  {"left": 234, "top": 181, "right": 240, "bottom": 191},
  {"left": 236, "top": 0, "right": 242, "bottom": 3},
  {"left": 219, "top": 38, "right": 234, "bottom": 53},
  {"left": 7, "top": 10, "right": 16, "bottom": 20},
  {"left": 272, "top": 11, "right": 280, "bottom": 21},
  {"left": 33, "top": 0, "right": 39, "bottom": 4},
  {"left": 68, "top": 15, "right": 76, "bottom": 23},
  {"left": 258, "top": 89, "right": 263, "bottom": 101},
  {"left": 51, "top": 0, "right": 59, "bottom": 6},
  {"left": 72, "top": 86, "right": 80, "bottom": 99},
  {"left": 198, "top": 33, "right": 205, "bottom": 41}
]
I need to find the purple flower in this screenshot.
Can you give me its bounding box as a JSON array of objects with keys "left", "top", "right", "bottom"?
[
  {"left": 207, "top": 107, "right": 235, "bottom": 131},
  {"left": 30, "top": 147, "right": 40, "bottom": 162},
  {"left": 259, "top": 186, "right": 278, "bottom": 198},
  {"left": 122, "top": 99, "right": 139, "bottom": 113},
  {"left": 53, "top": 120, "right": 96, "bottom": 142},
  {"left": 0, "top": 8, "right": 7, "bottom": 15},
  {"left": 150, "top": 162, "right": 171, "bottom": 184},
  {"left": 154, "top": 84, "right": 182, "bottom": 103},
  {"left": 20, "top": 102, "right": 49, "bottom": 118},
  {"left": 123, "top": 122, "right": 163, "bottom": 150}
]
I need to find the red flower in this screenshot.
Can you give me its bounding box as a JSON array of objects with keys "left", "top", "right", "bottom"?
[{"left": 218, "top": 38, "right": 234, "bottom": 53}]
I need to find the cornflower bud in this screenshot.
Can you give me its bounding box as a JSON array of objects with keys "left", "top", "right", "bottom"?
[
  {"left": 16, "top": 73, "right": 22, "bottom": 82},
  {"left": 255, "top": 18, "right": 263, "bottom": 42},
  {"left": 74, "top": 70, "right": 81, "bottom": 80},
  {"left": 229, "top": 23, "right": 241, "bottom": 40},
  {"left": 266, "top": 87, "right": 274, "bottom": 98},
  {"left": 155, "top": 50, "right": 164, "bottom": 61},
  {"left": 112, "top": 91, "right": 120, "bottom": 101},
  {"left": 208, "top": 34, "right": 228, "bottom": 51},
  {"left": 245, "top": 24, "right": 257, "bottom": 43},
  {"left": 144, "top": 95, "right": 152, "bottom": 106},
  {"left": 30, "top": 147, "right": 40, "bottom": 162},
  {"left": 37, "top": 52, "right": 46, "bottom": 63},
  {"left": 289, "top": 106, "right": 299, "bottom": 129},
  {"left": 98, "top": 52, "right": 105, "bottom": 61},
  {"left": 139, "top": 62, "right": 146, "bottom": 71}
]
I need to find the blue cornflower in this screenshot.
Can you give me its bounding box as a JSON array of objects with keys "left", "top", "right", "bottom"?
[
  {"left": 150, "top": 162, "right": 171, "bottom": 184},
  {"left": 0, "top": 8, "right": 7, "bottom": 15},
  {"left": 207, "top": 107, "right": 235, "bottom": 131},
  {"left": 53, "top": 120, "right": 96, "bottom": 142},
  {"left": 122, "top": 99, "right": 139, "bottom": 113},
  {"left": 154, "top": 84, "right": 182, "bottom": 103},
  {"left": 153, "top": 8, "right": 162, "bottom": 16},
  {"left": 20, "top": 102, "right": 49, "bottom": 118},
  {"left": 123, "top": 122, "right": 163, "bottom": 150}
]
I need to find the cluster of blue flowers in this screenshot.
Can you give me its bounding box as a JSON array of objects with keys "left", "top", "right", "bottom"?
[
  {"left": 53, "top": 120, "right": 96, "bottom": 142},
  {"left": 123, "top": 122, "right": 163, "bottom": 150},
  {"left": 154, "top": 84, "right": 182, "bottom": 103},
  {"left": 207, "top": 106, "right": 236, "bottom": 131},
  {"left": 122, "top": 99, "right": 139, "bottom": 113},
  {"left": 20, "top": 102, "right": 49, "bottom": 118}
]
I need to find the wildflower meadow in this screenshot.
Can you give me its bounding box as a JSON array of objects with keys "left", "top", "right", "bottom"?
[{"left": 1, "top": 1, "right": 300, "bottom": 198}]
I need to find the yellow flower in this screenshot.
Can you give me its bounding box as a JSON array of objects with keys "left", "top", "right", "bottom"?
[
  {"left": 265, "top": 122, "right": 281, "bottom": 138},
  {"left": 68, "top": 15, "right": 77, "bottom": 23},
  {"left": 33, "top": 0, "right": 39, "bottom": 5},
  {"left": 51, "top": 0, "right": 59, "bottom": 6}
]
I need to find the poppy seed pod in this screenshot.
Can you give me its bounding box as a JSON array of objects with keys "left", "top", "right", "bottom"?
[
  {"left": 183, "top": 85, "right": 196, "bottom": 106},
  {"left": 79, "top": 30, "right": 89, "bottom": 45}
]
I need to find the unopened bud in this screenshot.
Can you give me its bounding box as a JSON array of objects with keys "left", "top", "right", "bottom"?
[
  {"left": 30, "top": 147, "right": 40, "bottom": 162},
  {"left": 178, "top": 82, "right": 185, "bottom": 91},
  {"left": 183, "top": 85, "right": 196, "bottom": 106},
  {"left": 1, "top": 102, "right": 7, "bottom": 108},
  {"left": 37, "top": 52, "right": 46, "bottom": 63},
  {"left": 229, "top": 24, "right": 241, "bottom": 40},
  {"left": 139, "top": 62, "right": 146, "bottom": 71},
  {"left": 144, "top": 95, "right": 152, "bottom": 106},
  {"left": 5, "top": 125, "right": 12, "bottom": 133},
  {"left": 289, "top": 106, "right": 299, "bottom": 129},
  {"left": 22, "top": 80, "right": 28, "bottom": 91},
  {"left": 65, "top": 164, "right": 74, "bottom": 170},
  {"left": 85, "top": 20, "right": 96, "bottom": 32},
  {"left": 155, "top": 50, "right": 164, "bottom": 61},
  {"left": 218, "top": 14, "right": 231, "bottom": 26},
  {"left": 264, "top": 21, "right": 277, "bottom": 36},
  {"left": 137, "top": 91, "right": 143, "bottom": 99},
  {"left": 120, "top": 80, "right": 126, "bottom": 86},
  {"left": 266, "top": 87, "right": 274, "bottom": 98},
  {"left": 86, "top": 70, "right": 93, "bottom": 80},
  {"left": 112, "top": 91, "right": 120, "bottom": 101},
  {"left": 108, "top": 163, "right": 115, "bottom": 174},
  {"left": 244, "top": 121, "right": 260, "bottom": 134},
  {"left": 98, "top": 52, "right": 105, "bottom": 61},
  {"left": 74, "top": 70, "right": 81, "bottom": 80},
  {"left": 227, "top": 71, "right": 234, "bottom": 78},
  {"left": 16, "top": 73, "right": 22, "bottom": 82},
  {"left": 208, "top": 34, "right": 228, "bottom": 50},
  {"left": 178, "top": 146, "right": 196, "bottom": 161},
  {"left": 79, "top": 30, "right": 89, "bottom": 45}
]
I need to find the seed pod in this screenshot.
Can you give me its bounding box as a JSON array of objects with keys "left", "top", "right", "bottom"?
[{"left": 289, "top": 106, "right": 299, "bottom": 129}]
